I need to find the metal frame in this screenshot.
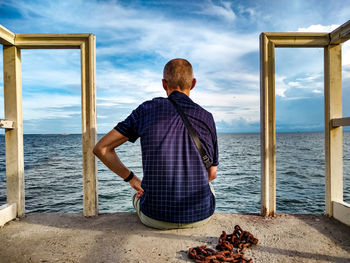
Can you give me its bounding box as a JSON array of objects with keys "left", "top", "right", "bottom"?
[
  {"left": 260, "top": 20, "right": 350, "bottom": 226},
  {"left": 0, "top": 25, "right": 97, "bottom": 226}
]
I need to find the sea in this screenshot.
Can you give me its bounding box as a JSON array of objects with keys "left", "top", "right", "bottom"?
[{"left": 0, "top": 132, "right": 349, "bottom": 214}]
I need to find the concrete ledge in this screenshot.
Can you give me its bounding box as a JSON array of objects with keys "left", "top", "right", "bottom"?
[
  {"left": 333, "top": 201, "right": 350, "bottom": 226},
  {"left": 0, "top": 213, "right": 349, "bottom": 262},
  {"left": 0, "top": 203, "right": 17, "bottom": 227}
]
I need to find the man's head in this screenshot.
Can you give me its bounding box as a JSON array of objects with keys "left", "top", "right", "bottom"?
[{"left": 162, "top": 58, "right": 196, "bottom": 95}]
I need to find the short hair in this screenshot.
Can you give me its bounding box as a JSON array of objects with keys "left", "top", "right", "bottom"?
[{"left": 163, "top": 58, "right": 194, "bottom": 90}]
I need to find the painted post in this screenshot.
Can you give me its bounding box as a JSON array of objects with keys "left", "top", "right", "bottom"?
[
  {"left": 324, "top": 44, "right": 343, "bottom": 216},
  {"left": 81, "top": 35, "right": 98, "bottom": 217},
  {"left": 260, "top": 34, "right": 276, "bottom": 217},
  {"left": 3, "top": 45, "right": 25, "bottom": 217}
]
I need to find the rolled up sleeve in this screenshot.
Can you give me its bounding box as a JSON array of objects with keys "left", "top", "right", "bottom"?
[{"left": 114, "top": 106, "right": 142, "bottom": 143}]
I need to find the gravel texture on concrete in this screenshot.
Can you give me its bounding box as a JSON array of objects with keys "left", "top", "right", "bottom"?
[{"left": 0, "top": 213, "right": 349, "bottom": 263}]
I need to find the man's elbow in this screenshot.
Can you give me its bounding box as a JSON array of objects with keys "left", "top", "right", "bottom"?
[
  {"left": 93, "top": 144, "right": 103, "bottom": 157},
  {"left": 208, "top": 166, "right": 217, "bottom": 182}
]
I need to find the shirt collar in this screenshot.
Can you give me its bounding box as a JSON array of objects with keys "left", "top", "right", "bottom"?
[{"left": 168, "top": 90, "right": 193, "bottom": 103}]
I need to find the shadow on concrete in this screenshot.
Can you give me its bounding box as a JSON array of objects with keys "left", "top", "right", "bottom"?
[
  {"left": 16, "top": 212, "right": 218, "bottom": 262},
  {"left": 21, "top": 212, "right": 219, "bottom": 243},
  {"left": 295, "top": 214, "right": 350, "bottom": 254},
  {"left": 3, "top": 212, "right": 349, "bottom": 262},
  {"left": 255, "top": 245, "right": 350, "bottom": 263}
]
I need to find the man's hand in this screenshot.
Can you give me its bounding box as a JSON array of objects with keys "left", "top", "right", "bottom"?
[
  {"left": 129, "top": 175, "right": 144, "bottom": 197},
  {"left": 208, "top": 166, "right": 217, "bottom": 182}
]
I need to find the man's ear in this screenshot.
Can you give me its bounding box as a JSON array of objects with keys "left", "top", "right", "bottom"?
[
  {"left": 162, "top": 79, "right": 167, "bottom": 92},
  {"left": 190, "top": 78, "right": 196, "bottom": 90}
]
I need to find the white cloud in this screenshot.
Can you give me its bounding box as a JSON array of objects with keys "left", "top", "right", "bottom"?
[
  {"left": 196, "top": 0, "right": 236, "bottom": 22},
  {"left": 22, "top": 94, "right": 81, "bottom": 120},
  {"left": 8, "top": 0, "right": 258, "bottom": 70},
  {"left": 285, "top": 73, "right": 323, "bottom": 91},
  {"left": 343, "top": 41, "right": 350, "bottom": 67},
  {"left": 97, "top": 66, "right": 164, "bottom": 100},
  {"left": 287, "top": 81, "right": 300, "bottom": 88},
  {"left": 297, "top": 24, "right": 339, "bottom": 32},
  {"left": 21, "top": 50, "right": 81, "bottom": 89},
  {"left": 4, "top": 0, "right": 260, "bottom": 128},
  {"left": 97, "top": 97, "right": 139, "bottom": 107},
  {"left": 192, "top": 91, "right": 259, "bottom": 123},
  {"left": 6, "top": 0, "right": 346, "bottom": 133},
  {"left": 292, "top": 73, "right": 322, "bottom": 92},
  {"left": 275, "top": 75, "right": 288, "bottom": 97}
]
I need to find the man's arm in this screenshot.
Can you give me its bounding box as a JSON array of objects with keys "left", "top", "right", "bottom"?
[
  {"left": 93, "top": 129, "right": 143, "bottom": 196},
  {"left": 208, "top": 166, "right": 217, "bottom": 182}
]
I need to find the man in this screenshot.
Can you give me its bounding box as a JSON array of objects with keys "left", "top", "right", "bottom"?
[{"left": 93, "top": 58, "right": 218, "bottom": 229}]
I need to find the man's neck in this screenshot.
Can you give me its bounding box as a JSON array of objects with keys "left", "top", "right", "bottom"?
[{"left": 167, "top": 88, "right": 190, "bottom": 97}]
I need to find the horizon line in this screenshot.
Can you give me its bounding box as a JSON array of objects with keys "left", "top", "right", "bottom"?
[{"left": 3, "top": 130, "right": 350, "bottom": 136}]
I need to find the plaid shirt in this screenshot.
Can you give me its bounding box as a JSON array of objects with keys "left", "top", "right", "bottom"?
[{"left": 115, "top": 91, "right": 218, "bottom": 223}]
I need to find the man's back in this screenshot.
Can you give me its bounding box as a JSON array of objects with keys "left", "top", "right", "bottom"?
[{"left": 115, "top": 91, "right": 218, "bottom": 223}]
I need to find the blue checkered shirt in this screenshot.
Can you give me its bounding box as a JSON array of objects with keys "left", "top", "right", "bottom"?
[{"left": 115, "top": 91, "right": 218, "bottom": 223}]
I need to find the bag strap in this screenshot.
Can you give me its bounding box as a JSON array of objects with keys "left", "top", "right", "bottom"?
[{"left": 168, "top": 96, "right": 212, "bottom": 170}]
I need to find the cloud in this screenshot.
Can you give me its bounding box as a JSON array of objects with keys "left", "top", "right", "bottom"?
[
  {"left": 275, "top": 75, "right": 289, "bottom": 97},
  {"left": 5, "top": 0, "right": 258, "bottom": 67},
  {"left": 275, "top": 71, "right": 323, "bottom": 99},
  {"left": 1, "top": 1, "right": 349, "bottom": 133},
  {"left": 196, "top": 0, "right": 236, "bottom": 22},
  {"left": 278, "top": 72, "right": 324, "bottom": 100},
  {"left": 22, "top": 94, "right": 81, "bottom": 120},
  {"left": 97, "top": 97, "right": 138, "bottom": 107},
  {"left": 343, "top": 41, "right": 350, "bottom": 67},
  {"left": 297, "top": 24, "right": 339, "bottom": 32},
  {"left": 21, "top": 50, "right": 81, "bottom": 90},
  {"left": 192, "top": 91, "right": 259, "bottom": 123}
]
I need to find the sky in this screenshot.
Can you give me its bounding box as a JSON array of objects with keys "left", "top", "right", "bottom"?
[{"left": 0, "top": 0, "right": 349, "bottom": 134}]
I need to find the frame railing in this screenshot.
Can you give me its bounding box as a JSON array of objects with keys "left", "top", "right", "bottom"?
[
  {"left": 0, "top": 25, "right": 97, "bottom": 226},
  {"left": 260, "top": 20, "right": 350, "bottom": 226}
]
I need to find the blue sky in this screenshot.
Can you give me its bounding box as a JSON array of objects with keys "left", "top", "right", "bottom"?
[{"left": 0, "top": 0, "right": 349, "bottom": 134}]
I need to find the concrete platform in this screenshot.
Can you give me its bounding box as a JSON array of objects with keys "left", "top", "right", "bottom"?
[{"left": 0, "top": 213, "right": 349, "bottom": 263}]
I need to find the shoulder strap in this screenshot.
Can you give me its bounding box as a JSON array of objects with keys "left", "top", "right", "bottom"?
[{"left": 168, "top": 96, "right": 212, "bottom": 170}]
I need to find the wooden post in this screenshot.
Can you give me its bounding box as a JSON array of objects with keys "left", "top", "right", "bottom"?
[
  {"left": 331, "top": 117, "right": 350, "bottom": 127},
  {"left": 81, "top": 35, "right": 98, "bottom": 216},
  {"left": 324, "top": 44, "right": 343, "bottom": 216},
  {"left": 330, "top": 20, "right": 350, "bottom": 44},
  {"left": 265, "top": 33, "right": 329, "bottom": 47},
  {"left": 0, "top": 25, "right": 15, "bottom": 45},
  {"left": 3, "top": 46, "right": 25, "bottom": 217},
  {"left": 260, "top": 34, "right": 276, "bottom": 216}
]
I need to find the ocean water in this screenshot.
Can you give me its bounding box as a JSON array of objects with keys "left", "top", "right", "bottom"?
[{"left": 0, "top": 132, "right": 349, "bottom": 214}]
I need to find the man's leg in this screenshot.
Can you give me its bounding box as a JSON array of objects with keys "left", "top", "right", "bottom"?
[{"left": 133, "top": 194, "right": 178, "bottom": 229}]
